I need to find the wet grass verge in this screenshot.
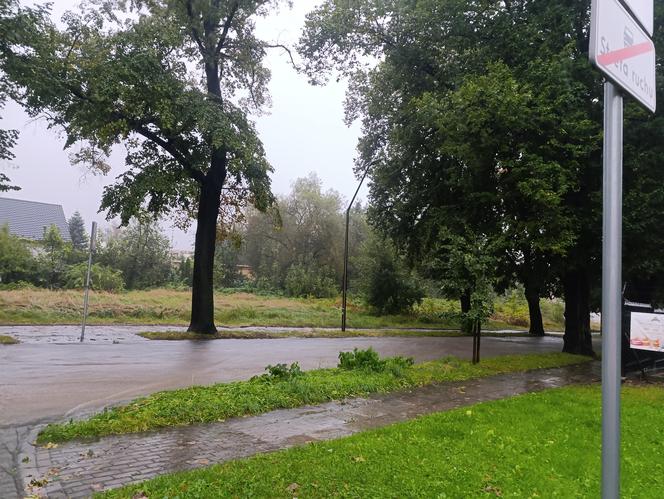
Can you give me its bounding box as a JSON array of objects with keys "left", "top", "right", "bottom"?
[
  {"left": 37, "top": 352, "right": 590, "bottom": 445},
  {"left": 0, "top": 334, "right": 18, "bottom": 344},
  {"left": 98, "top": 384, "right": 664, "bottom": 498},
  {"left": 138, "top": 329, "right": 533, "bottom": 340}
]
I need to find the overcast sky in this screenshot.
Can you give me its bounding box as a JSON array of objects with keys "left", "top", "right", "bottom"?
[{"left": 0, "top": 1, "right": 364, "bottom": 249}]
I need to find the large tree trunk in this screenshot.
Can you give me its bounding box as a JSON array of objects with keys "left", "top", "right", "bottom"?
[
  {"left": 188, "top": 155, "right": 226, "bottom": 334},
  {"left": 460, "top": 289, "right": 471, "bottom": 314},
  {"left": 524, "top": 283, "right": 545, "bottom": 336},
  {"left": 562, "top": 268, "right": 594, "bottom": 355},
  {"left": 187, "top": 56, "right": 227, "bottom": 334}
]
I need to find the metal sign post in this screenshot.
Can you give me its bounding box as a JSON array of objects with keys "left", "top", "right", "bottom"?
[
  {"left": 601, "top": 81, "right": 623, "bottom": 499},
  {"left": 79, "top": 221, "right": 97, "bottom": 343},
  {"left": 590, "top": 0, "right": 656, "bottom": 497}
]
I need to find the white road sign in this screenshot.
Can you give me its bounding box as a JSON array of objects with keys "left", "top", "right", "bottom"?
[
  {"left": 590, "top": 0, "right": 656, "bottom": 112},
  {"left": 622, "top": 0, "right": 654, "bottom": 35}
]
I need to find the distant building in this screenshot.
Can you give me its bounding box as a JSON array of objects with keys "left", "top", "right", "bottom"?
[
  {"left": 0, "top": 197, "right": 71, "bottom": 242},
  {"left": 237, "top": 264, "right": 254, "bottom": 279},
  {"left": 170, "top": 249, "right": 195, "bottom": 264}
]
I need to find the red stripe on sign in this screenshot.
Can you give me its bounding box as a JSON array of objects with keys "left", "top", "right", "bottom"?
[{"left": 597, "top": 41, "right": 654, "bottom": 66}]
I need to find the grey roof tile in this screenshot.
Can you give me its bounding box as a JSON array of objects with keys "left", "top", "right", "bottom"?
[{"left": 0, "top": 197, "right": 71, "bottom": 242}]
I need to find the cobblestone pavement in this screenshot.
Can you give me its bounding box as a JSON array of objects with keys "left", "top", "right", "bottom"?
[
  {"left": 18, "top": 362, "right": 599, "bottom": 498},
  {"left": 0, "top": 425, "right": 29, "bottom": 497}
]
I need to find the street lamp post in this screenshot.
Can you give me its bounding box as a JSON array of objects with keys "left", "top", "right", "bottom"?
[{"left": 341, "top": 160, "right": 377, "bottom": 331}]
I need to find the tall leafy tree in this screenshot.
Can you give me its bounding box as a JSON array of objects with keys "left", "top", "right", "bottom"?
[
  {"left": 1, "top": 0, "right": 285, "bottom": 332},
  {"left": 214, "top": 238, "right": 242, "bottom": 288},
  {"left": 98, "top": 220, "right": 172, "bottom": 290},
  {"left": 0, "top": 97, "right": 18, "bottom": 192},
  {"left": 300, "top": 0, "right": 664, "bottom": 355},
  {"left": 421, "top": 60, "right": 588, "bottom": 337},
  {"left": 0, "top": 0, "right": 36, "bottom": 192},
  {"left": 244, "top": 173, "right": 346, "bottom": 293},
  {"left": 40, "top": 224, "right": 67, "bottom": 288},
  {"left": 620, "top": 2, "right": 664, "bottom": 309},
  {"left": 176, "top": 256, "right": 194, "bottom": 287}
]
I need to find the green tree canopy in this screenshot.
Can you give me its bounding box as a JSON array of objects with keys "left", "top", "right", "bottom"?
[
  {"left": 98, "top": 220, "right": 172, "bottom": 290},
  {"left": 0, "top": 0, "right": 36, "bottom": 192},
  {"left": 244, "top": 173, "right": 346, "bottom": 295},
  {"left": 0, "top": 224, "right": 33, "bottom": 282},
  {"left": 39, "top": 224, "right": 67, "bottom": 288},
  {"left": 299, "top": 0, "right": 664, "bottom": 355}
]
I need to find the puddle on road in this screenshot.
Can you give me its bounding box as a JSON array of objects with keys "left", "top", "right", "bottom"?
[
  {"left": 0, "top": 326, "right": 185, "bottom": 345},
  {"left": 1, "top": 325, "right": 535, "bottom": 346}
]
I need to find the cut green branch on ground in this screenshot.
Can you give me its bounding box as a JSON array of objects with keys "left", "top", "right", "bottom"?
[
  {"left": 138, "top": 330, "right": 533, "bottom": 340},
  {"left": 0, "top": 334, "right": 18, "bottom": 344},
  {"left": 37, "top": 352, "right": 590, "bottom": 444},
  {"left": 98, "top": 385, "right": 664, "bottom": 498}
]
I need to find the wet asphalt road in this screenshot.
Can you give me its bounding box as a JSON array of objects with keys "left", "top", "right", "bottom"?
[
  {"left": 0, "top": 327, "right": 599, "bottom": 498},
  {"left": 0, "top": 326, "right": 582, "bottom": 426}
]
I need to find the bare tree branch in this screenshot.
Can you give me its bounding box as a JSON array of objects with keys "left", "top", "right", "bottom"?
[
  {"left": 185, "top": 0, "right": 208, "bottom": 56},
  {"left": 132, "top": 125, "right": 205, "bottom": 184},
  {"left": 263, "top": 43, "right": 297, "bottom": 69},
  {"left": 215, "top": 1, "right": 240, "bottom": 55}
]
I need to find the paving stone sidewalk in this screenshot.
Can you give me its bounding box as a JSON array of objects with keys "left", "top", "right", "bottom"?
[{"left": 20, "top": 362, "right": 600, "bottom": 498}]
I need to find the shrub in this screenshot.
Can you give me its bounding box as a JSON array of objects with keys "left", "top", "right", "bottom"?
[
  {"left": 357, "top": 235, "right": 424, "bottom": 315},
  {"left": 253, "top": 362, "right": 303, "bottom": 382},
  {"left": 493, "top": 288, "right": 529, "bottom": 327},
  {"left": 284, "top": 263, "right": 337, "bottom": 298},
  {"left": 337, "top": 347, "right": 414, "bottom": 375},
  {"left": 413, "top": 298, "right": 459, "bottom": 323},
  {"left": 0, "top": 280, "right": 36, "bottom": 290},
  {"left": 540, "top": 299, "right": 565, "bottom": 327},
  {"left": 338, "top": 347, "right": 383, "bottom": 371},
  {"left": 64, "top": 263, "right": 125, "bottom": 292},
  {"left": 364, "top": 265, "right": 424, "bottom": 315},
  {"left": 0, "top": 225, "right": 36, "bottom": 284}
]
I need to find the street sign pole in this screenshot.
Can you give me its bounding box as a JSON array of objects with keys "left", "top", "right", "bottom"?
[
  {"left": 80, "top": 221, "right": 97, "bottom": 343},
  {"left": 601, "top": 81, "right": 623, "bottom": 499},
  {"left": 591, "top": 1, "right": 655, "bottom": 495}
]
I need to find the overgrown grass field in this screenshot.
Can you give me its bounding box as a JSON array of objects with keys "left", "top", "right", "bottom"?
[
  {"left": 99, "top": 385, "right": 664, "bottom": 498},
  {"left": 37, "top": 352, "right": 589, "bottom": 444},
  {"left": 0, "top": 287, "right": 566, "bottom": 330}
]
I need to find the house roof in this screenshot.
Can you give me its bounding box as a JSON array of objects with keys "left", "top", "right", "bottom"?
[{"left": 0, "top": 197, "right": 71, "bottom": 242}]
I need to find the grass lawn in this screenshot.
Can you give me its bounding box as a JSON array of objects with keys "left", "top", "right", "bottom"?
[
  {"left": 0, "top": 288, "right": 566, "bottom": 330},
  {"left": 37, "top": 352, "right": 590, "bottom": 444},
  {"left": 99, "top": 384, "right": 664, "bottom": 498},
  {"left": 138, "top": 329, "right": 533, "bottom": 340},
  {"left": 0, "top": 334, "right": 18, "bottom": 344}
]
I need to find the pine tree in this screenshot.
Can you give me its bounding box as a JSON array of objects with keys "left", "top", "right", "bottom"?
[{"left": 68, "top": 211, "right": 88, "bottom": 252}]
